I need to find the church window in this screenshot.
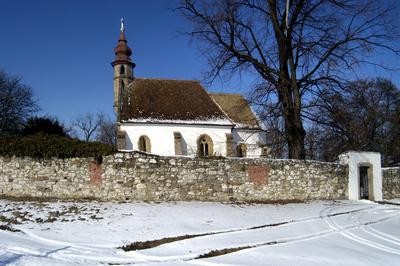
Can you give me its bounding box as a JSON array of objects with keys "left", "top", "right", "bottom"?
[
  {"left": 138, "top": 135, "right": 151, "bottom": 153},
  {"left": 120, "top": 65, "right": 125, "bottom": 75},
  {"left": 197, "top": 134, "right": 213, "bottom": 157},
  {"left": 174, "top": 132, "right": 183, "bottom": 155}
]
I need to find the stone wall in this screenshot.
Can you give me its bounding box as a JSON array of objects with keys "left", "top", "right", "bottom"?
[
  {"left": 0, "top": 153, "right": 348, "bottom": 202},
  {"left": 382, "top": 167, "right": 400, "bottom": 199}
]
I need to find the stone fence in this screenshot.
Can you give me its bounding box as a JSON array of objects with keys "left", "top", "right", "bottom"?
[
  {"left": 0, "top": 153, "right": 349, "bottom": 202},
  {"left": 382, "top": 167, "right": 400, "bottom": 199}
]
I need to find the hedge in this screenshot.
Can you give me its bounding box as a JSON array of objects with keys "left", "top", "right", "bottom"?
[{"left": 0, "top": 134, "right": 116, "bottom": 159}]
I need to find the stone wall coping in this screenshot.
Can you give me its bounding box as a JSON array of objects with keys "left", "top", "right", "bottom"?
[
  {"left": 339, "top": 150, "right": 381, "bottom": 156},
  {"left": 110, "top": 152, "right": 346, "bottom": 166},
  {"left": 0, "top": 152, "right": 345, "bottom": 167},
  {"left": 382, "top": 167, "right": 400, "bottom": 170}
]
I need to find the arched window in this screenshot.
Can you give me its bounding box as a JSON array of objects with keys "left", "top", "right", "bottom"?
[
  {"left": 237, "top": 143, "right": 247, "bottom": 158},
  {"left": 120, "top": 65, "right": 125, "bottom": 75},
  {"left": 197, "top": 134, "right": 213, "bottom": 157},
  {"left": 138, "top": 135, "right": 151, "bottom": 153}
]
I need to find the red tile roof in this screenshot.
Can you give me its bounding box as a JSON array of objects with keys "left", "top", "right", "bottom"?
[{"left": 119, "top": 78, "right": 233, "bottom": 125}]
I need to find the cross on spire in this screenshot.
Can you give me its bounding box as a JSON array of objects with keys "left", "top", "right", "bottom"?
[{"left": 120, "top": 18, "right": 125, "bottom": 32}]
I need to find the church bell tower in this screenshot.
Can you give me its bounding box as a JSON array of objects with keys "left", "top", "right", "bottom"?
[{"left": 112, "top": 18, "right": 135, "bottom": 118}]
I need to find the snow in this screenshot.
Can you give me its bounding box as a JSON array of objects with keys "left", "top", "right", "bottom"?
[
  {"left": 123, "top": 118, "right": 234, "bottom": 126},
  {"left": 0, "top": 200, "right": 399, "bottom": 265}
]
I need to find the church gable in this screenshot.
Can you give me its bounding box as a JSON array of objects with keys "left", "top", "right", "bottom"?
[
  {"left": 119, "top": 78, "right": 233, "bottom": 125},
  {"left": 210, "top": 93, "right": 260, "bottom": 129}
]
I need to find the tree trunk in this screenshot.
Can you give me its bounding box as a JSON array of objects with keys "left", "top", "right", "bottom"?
[
  {"left": 285, "top": 113, "right": 306, "bottom": 159},
  {"left": 279, "top": 74, "right": 306, "bottom": 159}
]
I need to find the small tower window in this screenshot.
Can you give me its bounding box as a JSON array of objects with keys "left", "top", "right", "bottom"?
[
  {"left": 120, "top": 65, "right": 125, "bottom": 75},
  {"left": 119, "top": 81, "right": 125, "bottom": 112}
]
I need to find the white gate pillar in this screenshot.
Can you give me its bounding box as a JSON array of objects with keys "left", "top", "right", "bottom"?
[{"left": 339, "top": 151, "right": 382, "bottom": 201}]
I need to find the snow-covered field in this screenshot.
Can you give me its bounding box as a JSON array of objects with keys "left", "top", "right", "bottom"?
[{"left": 0, "top": 199, "right": 399, "bottom": 265}]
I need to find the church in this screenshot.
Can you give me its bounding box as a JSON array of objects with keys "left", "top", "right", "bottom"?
[{"left": 112, "top": 21, "right": 267, "bottom": 158}]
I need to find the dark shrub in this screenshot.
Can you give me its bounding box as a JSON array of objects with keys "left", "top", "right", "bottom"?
[
  {"left": 22, "top": 116, "right": 68, "bottom": 136},
  {"left": 0, "top": 133, "right": 116, "bottom": 159}
]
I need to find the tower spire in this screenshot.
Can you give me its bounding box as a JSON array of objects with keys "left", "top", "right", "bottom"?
[{"left": 111, "top": 19, "right": 134, "bottom": 67}]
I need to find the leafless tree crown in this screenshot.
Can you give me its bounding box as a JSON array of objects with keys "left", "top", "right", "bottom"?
[
  {"left": 178, "top": 0, "right": 400, "bottom": 159},
  {"left": 73, "top": 112, "right": 105, "bottom": 142},
  {"left": 0, "top": 70, "right": 39, "bottom": 135}
]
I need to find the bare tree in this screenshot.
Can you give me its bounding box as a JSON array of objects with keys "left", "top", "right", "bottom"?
[
  {"left": 177, "top": 0, "right": 400, "bottom": 159},
  {"left": 0, "top": 70, "right": 39, "bottom": 135},
  {"left": 311, "top": 78, "right": 400, "bottom": 165},
  {"left": 73, "top": 112, "right": 105, "bottom": 142},
  {"left": 96, "top": 116, "right": 116, "bottom": 146}
]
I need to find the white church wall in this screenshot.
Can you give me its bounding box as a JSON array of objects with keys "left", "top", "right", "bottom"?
[
  {"left": 120, "top": 123, "right": 232, "bottom": 156},
  {"left": 232, "top": 129, "right": 266, "bottom": 157}
]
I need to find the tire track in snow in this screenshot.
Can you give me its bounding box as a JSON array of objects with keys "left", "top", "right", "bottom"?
[
  {"left": 357, "top": 208, "right": 400, "bottom": 247},
  {"left": 9, "top": 203, "right": 399, "bottom": 265},
  {"left": 360, "top": 227, "right": 400, "bottom": 247},
  {"left": 122, "top": 203, "right": 379, "bottom": 251},
  {"left": 189, "top": 206, "right": 400, "bottom": 261},
  {"left": 367, "top": 226, "right": 400, "bottom": 243},
  {"left": 322, "top": 204, "right": 400, "bottom": 255},
  {"left": 128, "top": 205, "right": 400, "bottom": 264}
]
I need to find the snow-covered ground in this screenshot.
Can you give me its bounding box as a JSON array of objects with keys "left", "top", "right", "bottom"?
[{"left": 0, "top": 199, "right": 399, "bottom": 265}]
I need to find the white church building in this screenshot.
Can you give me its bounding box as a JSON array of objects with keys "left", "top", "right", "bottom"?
[{"left": 112, "top": 22, "right": 267, "bottom": 158}]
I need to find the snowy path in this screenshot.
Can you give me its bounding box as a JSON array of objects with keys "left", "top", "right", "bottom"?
[{"left": 0, "top": 200, "right": 399, "bottom": 265}]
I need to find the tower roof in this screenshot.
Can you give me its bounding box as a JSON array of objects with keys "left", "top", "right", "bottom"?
[{"left": 112, "top": 19, "right": 135, "bottom": 67}]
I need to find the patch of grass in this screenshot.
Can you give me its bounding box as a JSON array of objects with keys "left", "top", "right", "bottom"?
[
  {"left": 45, "top": 217, "right": 57, "bottom": 223},
  {"left": 68, "top": 206, "right": 80, "bottom": 214},
  {"left": 12, "top": 211, "right": 30, "bottom": 222},
  {"left": 376, "top": 201, "right": 400, "bottom": 206},
  {"left": 90, "top": 215, "right": 103, "bottom": 220},
  {"left": 0, "top": 195, "right": 102, "bottom": 203},
  {"left": 120, "top": 233, "right": 209, "bottom": 251},
  {"left": 249, "top": 221, "right": 288, "bottom": 230},
  {"left": 0, "top": 195, "right": 62, "bottom": 202},
  {"left": 0, "top": 224, "right": 20, "bottom": 232},
  {"left": 35, "top": 217, "right": 44, "bottom": 223},
  {"left": 196, "top": 246, "right": 254, "bottom": 259},
  {"left": 196, "top": 241, "right": 281, "bottom": 259},
  {"left": 120, "top": 219, "right": 293, "bottom": 252},
  {"left": 0, "top": 214, "right": 21, "bottom": 225},
  {"left": 232, "top": 199, "right": 305, "bottom": 205}
]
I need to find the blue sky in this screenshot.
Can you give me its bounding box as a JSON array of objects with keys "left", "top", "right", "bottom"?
[
  {"left": 1, "top": 0, "right": 399, "bottom": 126},
  {"left": 0, "top": 0, "right": 253, "bottom": 125}
]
